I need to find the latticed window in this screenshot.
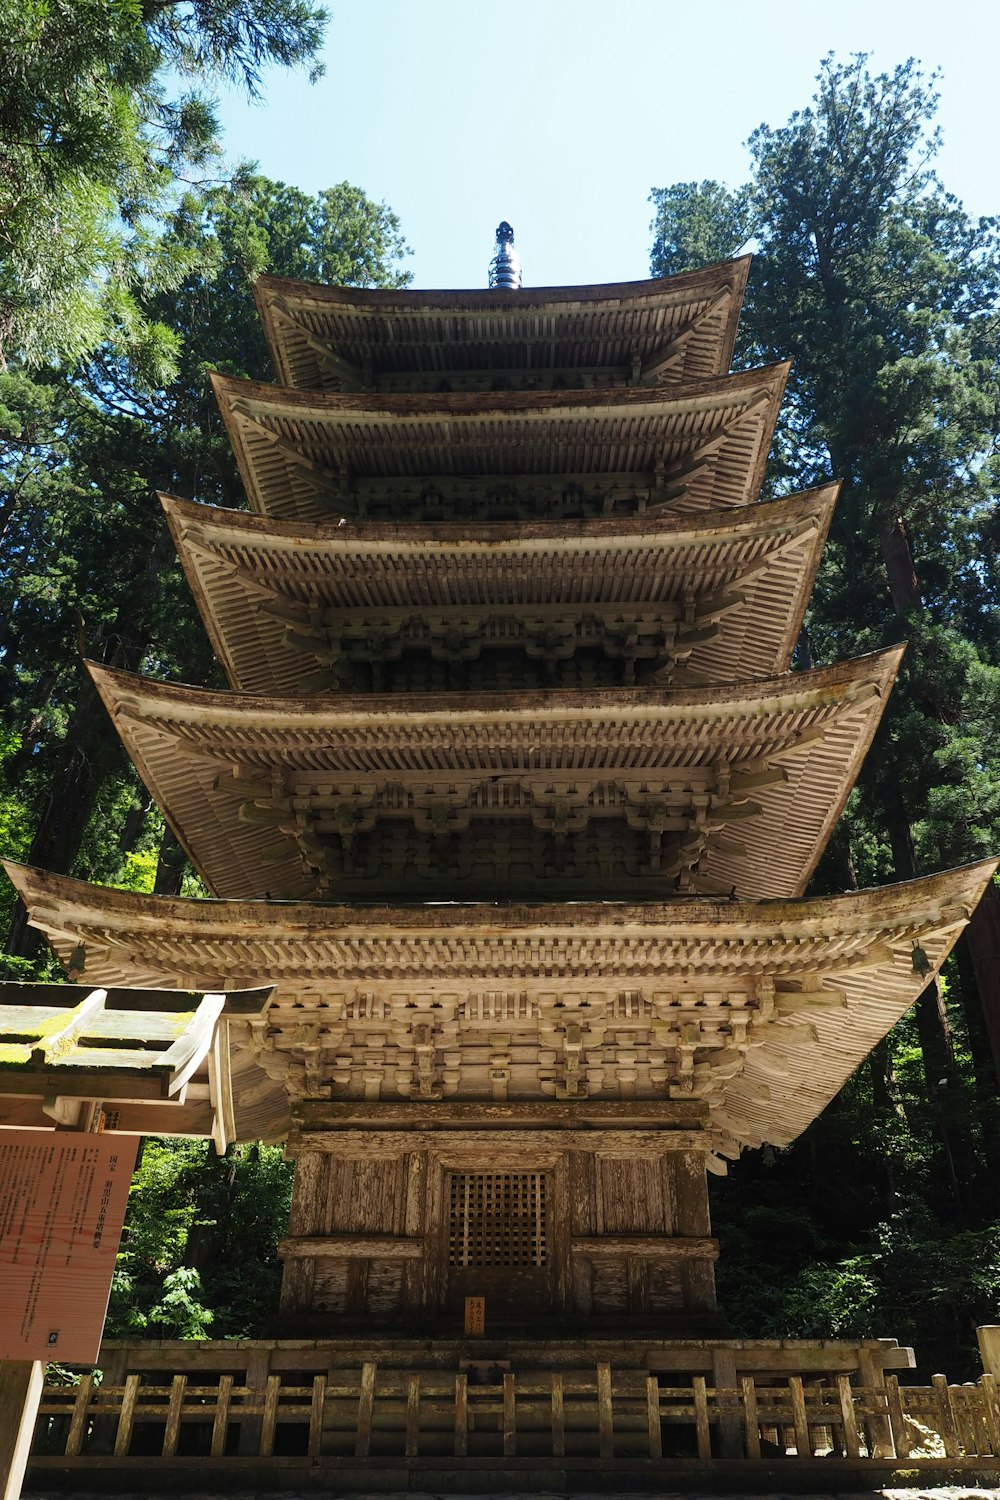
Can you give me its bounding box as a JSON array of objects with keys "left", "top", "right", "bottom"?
[{"left": 447, "top": 1171, "right": 547, "bottom": 1267}]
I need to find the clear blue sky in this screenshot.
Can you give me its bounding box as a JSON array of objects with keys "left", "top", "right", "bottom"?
[{"left": 214, "top": 0, "right": 998, "bottom": 290}]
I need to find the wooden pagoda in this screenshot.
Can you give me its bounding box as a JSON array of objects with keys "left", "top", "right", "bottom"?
[{"left": 7, "top": 243, "right": 1000, "bottom": 1483}]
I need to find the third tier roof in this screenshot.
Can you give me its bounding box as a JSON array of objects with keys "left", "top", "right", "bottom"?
[{"left": 162, "top": 484, "right": 836, "bottom": 697}]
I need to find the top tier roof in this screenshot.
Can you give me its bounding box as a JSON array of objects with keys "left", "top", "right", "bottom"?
[{"left": 254, "top": 259, "right": 750, "bottom": 394}]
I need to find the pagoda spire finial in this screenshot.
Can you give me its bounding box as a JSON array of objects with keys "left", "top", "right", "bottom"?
[{"left": 488, "top": 220, "right": 521, "bottom": 289}]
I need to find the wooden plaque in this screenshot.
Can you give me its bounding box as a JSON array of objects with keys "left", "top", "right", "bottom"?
[{"left": 464, "top": 1295, "right": 486, "bottom": 1336}]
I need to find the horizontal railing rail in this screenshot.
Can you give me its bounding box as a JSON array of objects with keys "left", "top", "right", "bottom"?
[{"left": 31, "top": 1363, "right": 1000, "bottom": 1465}]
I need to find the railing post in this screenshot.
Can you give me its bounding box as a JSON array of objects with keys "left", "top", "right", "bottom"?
[
  {"left": 740, "top": 1375, "right": 760, "bottom": 1459},
  {"left": 550, "top": 1374, "right": 565, "bottom": 1458},
  {"left": 597, "top": 1364, "right": 613, "bottom": 1460},
  {"left": 113, "top": 1375, "right": 141, "bottom": 1458},
  {"left": 66, "top": 1373, "right": 95, "bottom": 1457},
  {"left": 161, "top": 1375, "right": 186, "bottom": 1457},
  {"left": 711, "top": 1348, "right": 743, "bottom": 1457},
  {"left": 307, "top": 1375, "right": 326, "bottom": 1459},
  {"left": 355, "top": 1363, "right": 375, "bottom": 1459},
  {"left": 931, "top": 1373, "right": 961, "bottom": 1457},
  {"left": 405, "top": 1374, "right": 420, "bottom": 1458},
  {"left": 979, "top": 1327, "right": 1000, "bottom": 1378},
  {"left": 836, "top": 1374, "right": 862, "bottom": 1459},
  {"left": 787, "top": 1375, "right": 810, "bottom": 1456},
  {"left": 692, "top": 1375, "right": 711, "bottom": 1459},
  {"left": 645, "top": 1375, "right": 662, "bottom": 1459},
  {"left": 980, "top": 1371, "right": 1000, "bottom": 1456},
  {"left": 454, "top": 1373, "right": 468, "bottom": 1457},
  {"left": 857, "top": 1347, "right": 894, "bottom": 1457},
  {"left": 211, "top": 1375, "right": 234, "bottom": 1458},
  {"left": 238, "top": 1350, "right": 270, "bottom": 1455},
  {"left": 502, "top": 1373, "right": 516, "bottom": 1457},
  {"left": 884, "top": 1373, "right": 909, "bottom": 1459}
]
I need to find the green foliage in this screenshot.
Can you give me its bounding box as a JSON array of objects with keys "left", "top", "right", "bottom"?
[
  {"left": 649, "top": 181, "right": 751, "bottom": 280},
  {"left": 0, "top": 0, "right": 328, "bottom": 368},
  {"left": 108, "top": 1139, "right": 294, "bottom": 1338},
  {"left": 651, "top": 52, "right": 1000, "bottom": 1371}
]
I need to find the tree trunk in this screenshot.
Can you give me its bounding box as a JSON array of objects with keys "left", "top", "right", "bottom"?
[
  {"left": 154, "top": 829, "right": 187, "bottom": 896},
  {"left": 960, "top": 881, "right": 1000, "bottom": 1085},
  {"left": 878, "top": 514, "right": 921, "bottom": 615},
  {"left": 5, "top": 517, "right": 172, "bottom": 960},
  {"left": 876, "top": 751, "right": 974, "bottom": 1208}
]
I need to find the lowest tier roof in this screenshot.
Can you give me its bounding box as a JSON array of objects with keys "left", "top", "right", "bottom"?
[
  {"left": 254, "top": 258, "right": 750, "bottom": 393},
  {"left": 6, "top": 859, "right": 994, "bottom": 1157},
  {"left": 162, "top": 484, "right": 836, "bottom": 696},
  {"left": 88, "top": 650, "right": 901, "bottom": 904},
  {"left": 213, "top": 364, "right": 788, "bottom": 525}
]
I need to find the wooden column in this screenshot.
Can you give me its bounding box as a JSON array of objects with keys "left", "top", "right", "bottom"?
[
  {"left": 0, "top": 1360, "right": 43, "bottom": 1500},
  {"left": 673, "top": 1149, "right": 717, "bottom": 1312}
]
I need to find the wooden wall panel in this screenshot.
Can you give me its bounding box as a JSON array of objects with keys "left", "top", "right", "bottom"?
[
  {"left": 366, "top": 1261, "right": 404, "bottom": 1314},
  {"left": 286, "top": 1150, "right": 328, "bottom": 1237},
  {"left": 649, "top": 1261, "right": 684, "bottom": 1312},
  {"left": 598, "top": 1156, "right": 665, "bottom": 1233},
  {"left": 591, "top": 1259, "right": 628, "bottom": 1314},
  {"left": 327, "top": 1157, "right": 404, "bottom": 1233},
  {"left": 311, "top": 1260, "right": 348, "bottom": 1312}
]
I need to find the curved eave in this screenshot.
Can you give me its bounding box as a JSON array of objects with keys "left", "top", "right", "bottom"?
[
  {"left": 253, "top": 258, "right": 751, "bottom": 391},
  {"left": 86, "top": 648, "right": 901, "bottom": 904},
  {"left": 162, "top": 484, "right": 837, "bottom": 695},
  {"left": 6, "top": 858, "right": 996, "bottom": 1157},
  {"left": 211, "top": 363, "right": 789, "bottom": 524}
]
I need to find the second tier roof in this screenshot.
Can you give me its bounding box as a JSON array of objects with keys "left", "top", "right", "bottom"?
[{"left": 89, "top": 650, "right": 901, "bottom": 904}]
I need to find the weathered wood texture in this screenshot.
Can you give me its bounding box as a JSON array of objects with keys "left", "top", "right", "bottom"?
[
  {"left": 278, "top": 1139, "right": 718, "bottom": 1325},
  {"left": 211, "top": 365, "right": 789, "bottom": 526},
  {"left": 29, "top": 1346, "right": 1000, "bottom": 1475},
  {"left": 162, "top": 485, "right": 835, "bottom": 697},
  {"left": 254, "top": 259, "right": 751, "bottom": 393},
  {"left": 7, "top": 859, "right": 995, "bottom": 1161}
]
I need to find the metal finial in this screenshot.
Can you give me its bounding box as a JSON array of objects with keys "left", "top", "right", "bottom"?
[{"left": 488, "top": 221, "right": 522, "bottom": 289}]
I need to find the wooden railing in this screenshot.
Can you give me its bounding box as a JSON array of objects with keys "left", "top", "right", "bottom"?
[{"left": 30, "top": 1364, "right": 1000, "bottom": 1465}]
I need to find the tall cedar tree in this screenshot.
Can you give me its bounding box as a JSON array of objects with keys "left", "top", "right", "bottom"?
[
  {"left": 650, "top": 55, "right": 1000, "bottom": 1367},
  {"left": 0, "top": 0, "right": 327, "bottom": 370},
  {"left": 1, "top": 178, "right": 410, "bottom": 960}
]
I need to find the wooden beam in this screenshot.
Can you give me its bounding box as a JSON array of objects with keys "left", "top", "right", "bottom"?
[
  {"left": 571, "top": 1236, "right": 719, "bottom": 1259},
  {"left": 277, "top": 1235, "right": 424, "bottom": 1260}
]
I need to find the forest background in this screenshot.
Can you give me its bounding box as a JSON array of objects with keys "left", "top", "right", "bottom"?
[{"left": 1, "top": 0, "right": 999, "bottom": 1379}]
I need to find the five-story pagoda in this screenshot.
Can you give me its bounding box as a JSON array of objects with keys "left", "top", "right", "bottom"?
[{"left": 7, "top": 225, "right": 996, "bottom": 1349}]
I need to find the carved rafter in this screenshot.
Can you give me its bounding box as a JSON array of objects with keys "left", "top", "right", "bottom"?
[
  {"left": 6, "top": 858, "right": 995, "bottom": 1156},
  {"left": 234, "top": 762, "right": 792, "bottom": 899},
  {"left": 262, "top": 600, "right": 734, "bottom": 692},
  {"left": 163, "top": 487, "right": 836, "bottom": 696},
  {"left": 640, "top": 286, "right": 734, "bottom": 383},
  {"left": 212, "top": 366, "right": 788, "bottom": 525}
]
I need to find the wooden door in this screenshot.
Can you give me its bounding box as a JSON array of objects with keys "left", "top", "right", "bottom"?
[{"left": 443, "top": 1168, "right": 553, "bottom": 1319}]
